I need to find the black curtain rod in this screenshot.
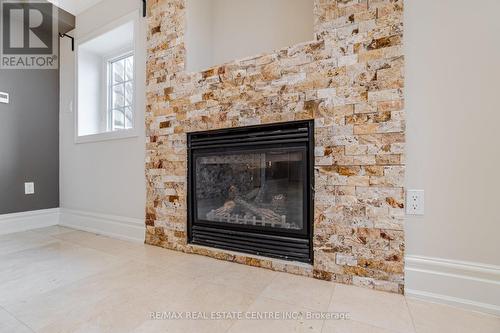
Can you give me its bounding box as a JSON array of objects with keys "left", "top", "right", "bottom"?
[{"left": 59, "top": 33, "right": 74, "bottom": 51}]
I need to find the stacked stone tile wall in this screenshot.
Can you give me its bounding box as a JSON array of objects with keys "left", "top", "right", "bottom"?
[{"left": 145, "top": 0, "right": 405, "bottom": 293}]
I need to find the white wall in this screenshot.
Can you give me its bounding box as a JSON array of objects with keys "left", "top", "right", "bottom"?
[
  {"left": 185, "top": 0, "right": 213, "bottom": 72},
  {"left": 77, "top": 49, "right": 102, "bottom": 136},
  {"left": 405, "top": 0, "right": 500, "bottom": 314},
  {"left": 186, "top": 0, "right": 314, "bottom": 72},
  {"left": 59, "top": 0, "right": 146, "bottom": 241},
  {"left": 212, "top": 0, "right": 314, "bottom": 67}
]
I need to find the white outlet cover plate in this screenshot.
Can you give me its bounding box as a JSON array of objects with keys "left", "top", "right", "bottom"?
[
  {"left": 406, "top": 189, "right": 424, "bottom": 215},
  {"left": 24, "top": 182, "right": 35, "bottom": 195},
  {"left": 0, "top": 92, "right": 9, "bottom": 104}
]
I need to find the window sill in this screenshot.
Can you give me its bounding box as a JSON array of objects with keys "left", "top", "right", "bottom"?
[{"left": 75, "top": 129, "right": 138, "bottom": 144}]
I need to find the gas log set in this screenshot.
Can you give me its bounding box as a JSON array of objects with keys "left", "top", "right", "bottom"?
[{"left": 206, "top": 184, "right": 293, "bottom": 229}]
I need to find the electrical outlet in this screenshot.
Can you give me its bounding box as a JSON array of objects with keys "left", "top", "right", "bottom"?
[
  {"left": 406, "top": 190, "right": 424, "bottom": 215},
  {"left": 24, "top": 182, "right": 35, "bottom": 195},
  {"left": 0, "top": 92, "right": 9, "bottom": 104}
]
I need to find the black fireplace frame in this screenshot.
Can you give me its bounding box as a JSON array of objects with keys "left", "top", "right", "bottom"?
[{"left": 187, "top": 120, "right": 314, "bottom": 263}]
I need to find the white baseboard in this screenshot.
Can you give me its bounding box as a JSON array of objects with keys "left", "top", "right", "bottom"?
[
  {"left": 59, "top": 208, "right": 145, "bottom": 243},
  {"left": 0, "top": 208, "right": 60, "bottom": 235},
  {"left": 405, "top": 255, "right": 500, "bottom": 316}
]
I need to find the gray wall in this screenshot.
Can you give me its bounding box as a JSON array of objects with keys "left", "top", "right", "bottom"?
[{"left": 0, "top": 69, "right": 60, "bottom": 214}]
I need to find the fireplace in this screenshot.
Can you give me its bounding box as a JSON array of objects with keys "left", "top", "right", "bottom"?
[{"left": 187, "top": 120, "right": 314, "bottom": 263}]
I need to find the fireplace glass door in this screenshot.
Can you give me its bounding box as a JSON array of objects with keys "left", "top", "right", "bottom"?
[
  {"left": 194, "top": 146, "right": 306, "bottom": 233},
  {"left": 188, "top": 120, "right": 314, "bottom": 263}
]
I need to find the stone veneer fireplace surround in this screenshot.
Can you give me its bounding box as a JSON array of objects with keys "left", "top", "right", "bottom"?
[{"left": 145, "top": 0, "right": 405, "bottom": 294}]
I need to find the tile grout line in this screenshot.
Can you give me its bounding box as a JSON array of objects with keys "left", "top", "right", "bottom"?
[
  {"left": 45, "top": 227, "right": 340, "bottom": 317},
  {"left": 225, "top": 273, "right": 333, "bottom": 332},
  {"left": 320, "top": 282, "right": 337, "bottom": 332},
  {"left": 0, "top": 304, "right": 36, "bottom": 333},
  {"left": 0, "top": 232, "right": 61, "bottom": 258},
  {"left": 353, "top": 319, "right": 407, "bottom": 333},
  {"left": 257, "top": 276, "right": 334, "bottom": 313},
  {"left": 1, "top": 231, "right": 142, "bottom": 317},
  {"left": 327, "top": 284, "right": 417, "bottom": 333},
  {"left": 405, "top": 296, "right": 419, "bottom": 333},
  {"left": 52, "top": 229, "right": 280, "bottom": 298},
  {"left": 223, "top": 270, "right": 280, "bottom": 333}
]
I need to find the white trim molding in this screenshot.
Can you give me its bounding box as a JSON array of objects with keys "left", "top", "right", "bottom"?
[
  {"left": 0, "top": 208, "right": 60, "bottom": 235},
  {"left": 59, "top": 208, "right": 145, "bottom": 243},
  {"left": 406, "top": 255, "right": 500, "bottom": 316}
]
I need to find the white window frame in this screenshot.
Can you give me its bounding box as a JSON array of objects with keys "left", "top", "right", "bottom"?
[{"left": 74, "top": 11, "right": 139, "bottom": 144}]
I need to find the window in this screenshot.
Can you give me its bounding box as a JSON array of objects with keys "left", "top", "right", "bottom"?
[
  {"left": 108, "top": 53, "right": 134, "bottom": 131},
  {"left": 75, "top": 15, "right": 138, "bottom": 142}
]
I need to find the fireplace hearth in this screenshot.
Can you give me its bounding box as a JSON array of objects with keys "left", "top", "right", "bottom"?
[{"left": 187, "top": 120, "right": 314, "bottom": 263}]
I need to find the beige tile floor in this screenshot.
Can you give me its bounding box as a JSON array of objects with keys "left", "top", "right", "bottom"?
[{"left": 0, "top": 226, "right": 499, "bottom": 333}]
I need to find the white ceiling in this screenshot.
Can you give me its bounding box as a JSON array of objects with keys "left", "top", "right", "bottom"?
[
  {"left": 79, "top": 20, "right": 134, "bottom": 56},
  {"left": 47, "top": 0, "right": 105, "bottom": 15}
]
